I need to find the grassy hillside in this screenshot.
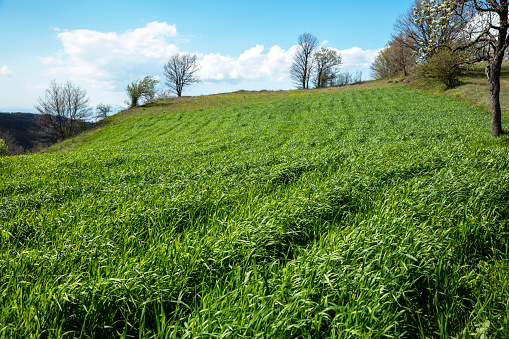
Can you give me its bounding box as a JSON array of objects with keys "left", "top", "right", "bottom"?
[
  {"left": 1, "top": 86, "right": 509, "bottom": 338},
  {"left": 409, "top": 61, "right": 509, "bottom": 118}
]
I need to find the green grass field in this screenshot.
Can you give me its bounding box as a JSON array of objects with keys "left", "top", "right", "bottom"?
[{"left": 1, "top": 86, "right": 509, "bottom": 338}]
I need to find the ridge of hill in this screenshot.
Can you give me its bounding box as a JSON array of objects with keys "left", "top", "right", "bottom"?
[
  {"left": 51, "top": 62, "right": 509, "bottom": 153},
  {"left": 53, "top": 80, "right": 397, "bottom": 152}
]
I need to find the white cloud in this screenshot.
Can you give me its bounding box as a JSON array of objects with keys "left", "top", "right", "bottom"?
[
  {"left": 199, "top": 44, "right": 297, "bottom": 82},
  {"left": 198, "top": 45, "right": 380, "bottom": 83},
  {"left": 0, "top": 65, "right": 12, "bottom": 78},
  {"left": 41, "top": 21, "right": 179, "bottom": 90},
  {"left": 337, "top": 46, "right": 381, "bottom": 71}
]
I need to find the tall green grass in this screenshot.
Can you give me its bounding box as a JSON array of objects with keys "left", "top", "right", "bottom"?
[{"left": 1, "top": 86, "right": 508, "bottom": 338}]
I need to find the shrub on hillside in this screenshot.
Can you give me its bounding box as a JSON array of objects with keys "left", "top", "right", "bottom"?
[
  {"left": 418, "top": 48, "right": 467, "bottom": 89},
  {"left": 125, "top": 76, "right": 159, "bottom": 108},
  {"left": 0, "top": 138, "right": 9, "bottom": 156}
]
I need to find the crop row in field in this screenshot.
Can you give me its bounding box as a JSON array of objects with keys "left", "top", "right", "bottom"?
[{"left": 1, "top": 87, "right": 508, "bottom": 338}]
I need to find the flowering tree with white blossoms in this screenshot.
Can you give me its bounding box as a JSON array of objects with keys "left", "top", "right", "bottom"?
[
  {"left": 415, "top": 0, "right": 509, "bottom": 137},
  {"left": 414, "top": 0, "right": 460, "bottom": 58}
]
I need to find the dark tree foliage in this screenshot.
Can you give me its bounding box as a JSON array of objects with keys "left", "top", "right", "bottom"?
[{"left": 418, "top": 47, "right": 468, "bottom": 89}]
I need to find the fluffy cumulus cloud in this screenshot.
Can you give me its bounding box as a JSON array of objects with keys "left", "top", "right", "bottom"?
[
  {"left": 41, "top": 22, "right": 179, "bottom": 90},
  {"left": 339, "top": 46, "right": 381, "bottom": 71},
  {"left": 199, "top": 45, "right": 297, "bottom": 83},
  {"left": 0, "top": 65, "right": 12, "bottom": 78}
]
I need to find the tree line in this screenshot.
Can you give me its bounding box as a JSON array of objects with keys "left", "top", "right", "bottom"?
[{"left": 370, "top": 0, "right": 509, "bottom": 138}]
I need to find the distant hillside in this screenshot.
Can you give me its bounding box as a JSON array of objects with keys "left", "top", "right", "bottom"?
[
  {"left": 0, "top": 112, "right": 42, "bottom": 151},
  {"left": 0, "top": 112, "right": 94, "bottom": 153}
]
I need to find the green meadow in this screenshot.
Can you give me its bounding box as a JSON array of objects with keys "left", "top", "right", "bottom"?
[{"left": 1, "top": 86, "right": 509, "bottom": 338}]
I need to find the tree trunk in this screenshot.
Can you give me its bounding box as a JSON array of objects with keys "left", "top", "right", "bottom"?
[
  {"left": 486, "top": 57, "right": 504, "bottom": 138},
  {"left": 487, "top": 2, "right": 508, "bottom": 138},
  {"left": 302, "top": 65, "right": 307, "bottom": 90}
]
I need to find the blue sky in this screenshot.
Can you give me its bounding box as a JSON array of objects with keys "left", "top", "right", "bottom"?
[{"left": 0, "top": 0, "right": 412, "bottom": 113}]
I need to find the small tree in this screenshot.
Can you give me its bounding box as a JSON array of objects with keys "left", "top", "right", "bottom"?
[
  {"left": 34, "top": 80, "right": 92, "bottom": 142},
  {"left": 290, "top": 33, "right": 319, "bottom": 89},
  {"left": 336, "top": 71, "right": 353, "bottom": 86},
  {"left": 314, "top": 48, "right": 342, "bottom": 88},
  {"left": 126, "top": 76, "right": 159, "bottom": 108},
  {"left": 0, "top": 139, "right": 8, "bottom": 156},
  {"left": 164, "top": 53, "right": 201, "bottom": 97},
  {"left": 371, "top": 48, "right": 394, "bottom": 80},
  {"left": 418, "top": 47, "right": 468, "bottom": 89},
  {"left": 96, "top": 103, "right": 112, "bottom": 121}
]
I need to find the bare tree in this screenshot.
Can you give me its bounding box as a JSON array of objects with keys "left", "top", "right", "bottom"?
[
  {"left": 314, "top": 47, "right": 342, "bottom": 88},
  {"left": 335, "top": 71, "right": 353, "bottom": 86},
  {"left": 290, "top": 33, "right": 319, "bottom": 89},
  {"left": 164, "top": 53, "right": 201, "bottom": 97},
  {"left": 354, "top": 70, "right": 363, "bottom": 84},
  {"left": 96, "top": 103, "right": 112, "bottom": 121},
  {"left": 34, "top": 80, "right": 91, "bottom": 142}
]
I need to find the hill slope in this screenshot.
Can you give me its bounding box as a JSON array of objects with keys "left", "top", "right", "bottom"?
[
  {"left": 1, "top": 86, "right": 509, "bottom": 338},
  {"left": 0, "top": 112, "right": 41, "bottom": 151}
]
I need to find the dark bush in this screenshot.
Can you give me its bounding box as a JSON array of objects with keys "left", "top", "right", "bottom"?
[{"left": 418, "top": 48, "right": 468, "bottom": 89}]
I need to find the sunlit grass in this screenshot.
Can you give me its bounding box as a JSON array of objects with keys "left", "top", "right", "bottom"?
[
  {"left": 52, "top": 80, "right": 398, "bottom": 152},
  {"left": 1, "top": 86, "right": 508, "bottom": 338}
]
